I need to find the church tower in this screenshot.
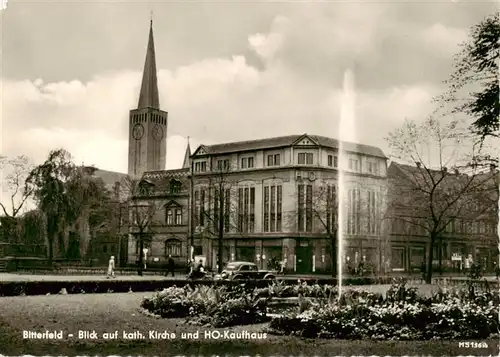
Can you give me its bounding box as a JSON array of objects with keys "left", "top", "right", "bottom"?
[{"left": 128, "top": 19, "right": 168, "bottom": 178}]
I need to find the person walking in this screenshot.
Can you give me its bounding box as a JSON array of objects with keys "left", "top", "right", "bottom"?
[
  {"left": 107, "top": 256, "right": 115, "bottom": 278},
  {"left": 279, "top": 258, "right": 287, "bottom": 275},
  {"left": 166, "top": 255, "right": 175, "bottom": 277}
]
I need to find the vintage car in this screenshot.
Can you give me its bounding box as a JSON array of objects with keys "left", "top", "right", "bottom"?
[{"left": 218, "top": 261, "right": 276, "bottom": 280}]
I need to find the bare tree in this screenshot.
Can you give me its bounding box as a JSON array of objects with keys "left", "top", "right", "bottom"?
[
  {"left": 120, "top": 176, "right": 163, "bottom": 276},
  {"left": 0, "top": 155, "right": 35, "bottom": 218},
  {"left": 386, "top": 117, "right": 497, "bottom": 283},
  {"left": 306, "top": 181, "right": 339, "bottom": 277},
  {"left": 194, "top": 160, "right": 240, "bottom": 273}
]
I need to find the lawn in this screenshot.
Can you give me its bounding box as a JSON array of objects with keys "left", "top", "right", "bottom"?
[{"left": 0, "top": 288, "right": 497, "bottom": 356}]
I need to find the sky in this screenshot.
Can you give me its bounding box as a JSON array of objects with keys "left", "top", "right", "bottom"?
[{"left": 1, "top": 0, "right": 497, "bottom": 177}]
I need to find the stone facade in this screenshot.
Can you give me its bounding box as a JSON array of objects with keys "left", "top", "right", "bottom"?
[
  {"left": 126, "top": 169, "right": 190, "bottom": 268},
  {"left": 387, "top": 162, "right": 499, "bottom": 273},
  {"left": 189, "top": 134, "right": 389, "bottom": 273}
]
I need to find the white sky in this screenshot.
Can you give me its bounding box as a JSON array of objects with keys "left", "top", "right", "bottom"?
[{"left": 0, "top": 0, "right": 496, "bottom": 211}]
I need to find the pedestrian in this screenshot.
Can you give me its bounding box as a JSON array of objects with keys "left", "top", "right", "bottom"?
[
  {"left": 279, "top": 259, "right": 287, "bottom": 275},
  {"left": 464, "top": 254, "right": 471, "bottom": 275},
  {"left": 167, "top": 255, "right": 175, "bottom": 277},
  {"left": 107, "top": 256, "right": 115, "bottom": 278}
]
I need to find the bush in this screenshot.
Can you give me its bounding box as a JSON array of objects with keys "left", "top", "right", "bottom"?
[
  {"left": 266, "top": 280, "right": 500, "bottom": 340},
  {"left": 141, "top": 284, "right": 269, "bottom": 328}
]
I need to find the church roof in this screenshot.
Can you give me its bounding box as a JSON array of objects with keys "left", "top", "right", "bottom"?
[
  {"left": 137, "top": 19, "right": 160, "bottom": 109},
  {"left": 182, "top": 140, "right": 191, "bottom": 169},
  {"left": 140, "top": 168, "right": 190, "bottom": 196},
  {"left": 194, "top": 134, "right": 387, "bottom": 159}
]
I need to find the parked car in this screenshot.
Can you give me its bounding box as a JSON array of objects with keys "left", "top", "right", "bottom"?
[{"left": 218, "top": 261, "right": 276, "bottom": 280}]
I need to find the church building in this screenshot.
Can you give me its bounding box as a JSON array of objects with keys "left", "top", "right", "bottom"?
[{"left": 125, "top": 20, "right": 390, "bottom": 274}]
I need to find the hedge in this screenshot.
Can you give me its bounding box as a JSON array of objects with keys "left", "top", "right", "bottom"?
[{"left": 0, "top": 277, "right": 402, "bottom": 297}]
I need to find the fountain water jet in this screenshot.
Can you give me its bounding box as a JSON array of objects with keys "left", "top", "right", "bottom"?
[{"left": 337, "top": 69, "right": 357, "bottom": 301}]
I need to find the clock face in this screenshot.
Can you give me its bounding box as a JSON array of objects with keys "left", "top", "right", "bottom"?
[
  {"left": 152, "top": 124, "right": 163, "bottom": 141},
  {"left": 132, "top": 124, "right": 144, "bottom": 140}
]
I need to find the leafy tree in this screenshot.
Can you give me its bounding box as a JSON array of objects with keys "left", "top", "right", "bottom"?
[
  {"left": 437, "top": 12, "right": 499, "bottom": 149},
  {"left": 386, "top": 118, "right": 497, "bottom": 283},
  {"left": 65, "top": 166, "right": 110, "bottom": 259},
  {"left": 20, "top": 209, "right": 47, "bottom": 246},
  {"left": 26, "top": 149, "right": 74, "bottom": 266}
]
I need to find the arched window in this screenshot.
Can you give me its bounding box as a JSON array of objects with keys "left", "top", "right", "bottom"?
[{"left": 165, "top": 239, "right": 182, "bottom": 257}]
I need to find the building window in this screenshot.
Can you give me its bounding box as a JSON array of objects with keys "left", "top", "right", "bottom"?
[
  {"left": 298, "top": 184, "right": 304, "bottom": 232},
  {"left": 238, "top": 186, "right": 255, "bottom": 233},
  {"left": 298, "top": 153, "right": 313, "bottom": 165},
  {"left": 368, "top": 162, "right": 379, "bottom": 175},
  {"left": 326, "top": 185, "right": 338, "bottom": 231},
  {"left": 195, "top": 189, "right": 205, "bottom": 226},
  {"left": 165, "top": 239, "right": 182, "bottom": 257},
  {"left": 328, "top": 155, "right": 333, "bottom": 167},
  {"left": 224, "top": 188, "right": 230, "bottom": 233},
  {"left": 297, "top": 184, "right": 313, "bottom": 232},
  {"left": 276, "top": 186, "right": 282, "bottom": 232},
  {"left": 249, "top": 187, "right": 255, "bottom": 232},
  {"left": 270, "top": 186, "right": 276, "bottom": 232},
  {"left": 349, "top": 159, "right": 359, "bottom": 172},
  {"left": 267, "top": 154, "right": 280, "bottom": 167},
  {"left": 263, "top": 184, "right": 282, "bottom": 232},
  {"left": 306, "top": 185, "right": 313, "bottom": 231},
  {"left": 175, "top": 208, "right": 182, "bottom": 225},
  {"left": 238, "top": 188, "right": 244, "bottom": 232},
  {"left": 244, "top": 188, "right": 249, "bottom": 232},
  {"left": 135, "top": 239, "right": 151, "bottom": 255},
  {"left": 217, "top": 159, "right": 230, "bottom": 171},
  {"left": 391, "top": 247, "right": 406, "bottom": 270},
  {"left": 263, "top": 187, "right": 269, "bottom": 232},
  {"left": 166, "top": 209, "right": 174, "bottom": 225},
  {"left": 169, "top": 179, "right": 182, "bottom": 194},
  {"left": 194, "top": 246, "right": 203, "bottom": 256},
  {"left": 334, "top": 156, "right": 338, "bottom": 168},
  {"left": 194, "top": 161, "right": 207, "bottom": 172},
  {"left": 367, "top": 191, "right": 377, "bottom": 235},
  {"left": 347, "top": 188, "right": 360, "bottom": 234},
  {"left": 241, "top": 157, "right": 254, "bottom": 169}
]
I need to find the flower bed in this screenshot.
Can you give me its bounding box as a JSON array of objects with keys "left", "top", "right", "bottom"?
[
  {"left": 140, "top": 279, "right": 499, "bottom": 339},
  {"left": 141, "top": 284, "right": 269, "bottom": 327},
  {"left": 266, "top": 281, "right": 500, "bottom": 340}
]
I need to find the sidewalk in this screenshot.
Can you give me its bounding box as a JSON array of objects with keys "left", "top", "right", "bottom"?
[{"left": 0, "top": 272, "right": 186, "bottom": 282}]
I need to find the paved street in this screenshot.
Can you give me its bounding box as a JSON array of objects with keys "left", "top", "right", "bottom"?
[{"left": 0, "top": 272, "right": 497, "bottom": 282}]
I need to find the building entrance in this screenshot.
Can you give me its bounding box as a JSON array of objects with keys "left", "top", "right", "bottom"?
[{"left": 295, "top": 246, "right": 312, "bottom": 273}]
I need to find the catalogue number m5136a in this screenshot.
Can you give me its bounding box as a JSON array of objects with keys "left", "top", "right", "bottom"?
[{"left": 458, "top": 341, "right": 488, "bottom": 348}]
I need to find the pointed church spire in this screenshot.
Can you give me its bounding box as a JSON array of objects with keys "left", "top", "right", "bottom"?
[
  {"left": 182, "top": 137, "right": 191, "bottom": 169},
  {"left": 137, "top": 17, "right": 160, "bottom": 109}
]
